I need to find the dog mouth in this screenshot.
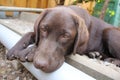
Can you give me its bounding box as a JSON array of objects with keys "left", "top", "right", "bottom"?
[
  {"left": 33, "top": 57, "right": 65, "bottom": 73},
  {"left": 40, "top": 61, "right": 64, "bottom": 73}
]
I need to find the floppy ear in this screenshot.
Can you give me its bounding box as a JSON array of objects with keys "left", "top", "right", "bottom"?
[
  {"left": 34, "top": 9, "right": 50, "bottom": 45},
  {"left": 72, "top": 15, "right": 89, "bottom": 55}
]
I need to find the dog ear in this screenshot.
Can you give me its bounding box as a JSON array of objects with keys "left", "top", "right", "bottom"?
[
  {"left": 34, "top": 9, "right": 50, "bottom": 45},
  {"left": 72, "top": 15, "right": 89, "bottom": 55}
]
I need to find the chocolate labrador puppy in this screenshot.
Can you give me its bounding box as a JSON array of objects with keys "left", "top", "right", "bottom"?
[{"left": 7, "top": 6, "right": 120, "bottom": 72}]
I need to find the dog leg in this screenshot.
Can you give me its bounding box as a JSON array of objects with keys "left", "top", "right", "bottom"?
[
  {"left": 103, "top": 28, "right": 120, "bottom": 59},
  {"left": 88, "top": 52, "right": 102, "bottom": 59},
  {"left": 104, "top": 58, "right": 120, "bottom": 67},
  {"left": 7, "top": 32, "right": 35, "bottom": 61}
]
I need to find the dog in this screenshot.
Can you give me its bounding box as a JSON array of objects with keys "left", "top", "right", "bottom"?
[{"left": 7, "top": 6, "right": 120, "bottom": 72}]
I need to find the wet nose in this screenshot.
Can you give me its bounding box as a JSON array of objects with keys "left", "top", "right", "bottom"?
[{"left": 33, "top": 59, "right": 48, "bottom": 71}]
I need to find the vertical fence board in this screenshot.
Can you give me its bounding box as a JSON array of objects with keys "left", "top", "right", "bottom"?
[
  {"left": 47, "top": 0, "right": 57, "bottom": 8},
  {"left": 5, "top": 0, "right": 14, "bottom": 16},
  {"left": 39, "top": 0, "right": 47, "bottom": 8},
  {"left": 27, "top": 0, "right": 38, "bottom": 8},
  {"left": 14, "top": 0, "right": 27, "bottom": 7},
  {"left": 64, "top": 0, "right": 74, "bottom": 5}
]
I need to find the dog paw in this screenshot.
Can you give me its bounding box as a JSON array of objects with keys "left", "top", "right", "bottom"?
[
  {"left": 7, "top": 49, "right": 18, "bottom": 60},
  {"left": 18, "top": 46, "right": 36, "bottom": 62},
  {"left": 104, "top": 58, "right": 120, "bottom": 67},
  {"left": 88, "top": 52, "right": 102, "bottom": 59},
  {"left": 7, "top": 44, "right": 36, "bottom": 62}
]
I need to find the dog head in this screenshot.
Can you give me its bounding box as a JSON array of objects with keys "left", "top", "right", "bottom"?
[{"left": 33, "top": 7, "right": 89, "bottom": 72}]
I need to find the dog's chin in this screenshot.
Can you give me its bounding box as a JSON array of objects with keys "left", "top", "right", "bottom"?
[{"left": 40, "top": 58, "right": 65, "bottom": 73}]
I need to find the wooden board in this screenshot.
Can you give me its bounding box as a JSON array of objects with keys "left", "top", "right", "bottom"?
[{"left": 27, "top": 0, "right": 38, "bottom": 8}]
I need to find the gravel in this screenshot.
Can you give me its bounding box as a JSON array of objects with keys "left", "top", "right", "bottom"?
[{"left": 0, "top": 43, "right": 37, "bottom": 80}]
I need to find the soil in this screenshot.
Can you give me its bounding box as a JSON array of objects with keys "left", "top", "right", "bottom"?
[{"left": 0, "top": 43, "right": 37, "bottom": 80}]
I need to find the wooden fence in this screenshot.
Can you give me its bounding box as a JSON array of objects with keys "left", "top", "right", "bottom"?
[
  {"left": 0, "top": 0, "right": 96, "bottom": 16},
  {"left": 0, "top": 0, "right": 58, "bottom": 16},
  {"left": 0, "top": 0, "right": 59, "bottom": 8}
]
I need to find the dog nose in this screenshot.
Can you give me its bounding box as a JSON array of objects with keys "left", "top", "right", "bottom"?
[{"left": 33, "top": 59, "right": 48, "bottom": 71}]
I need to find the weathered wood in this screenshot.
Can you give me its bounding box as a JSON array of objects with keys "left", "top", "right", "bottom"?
[
  {"left": 14, "top": 0, "right": 27, "bottom": 7},
  {"left": 47, "top": 0, "right": 57, "bottom": 8},
  {"left": 39, "top": 0, "right": 48, "bottom": 8},
  {"left": 27, "top": 0, "right": 38, "bottom": 8},
  {"left": 66, "top": 54, "right": 120, "bottom": 80},
  {"left": 64, "top": 0, "right": 74, "bottom": 5},
  {"left": 0, "top": 6, "right": 44, "bottom": 12},
  {"left": 0, "top": 0, "right": 14, "bottom": 16}
]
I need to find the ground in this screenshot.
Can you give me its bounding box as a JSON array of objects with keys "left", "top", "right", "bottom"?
[
  {"left": 1, "top": 40, "right": 120, "bottom": 80},
  {"left": 0, "top": 43, "right": 37, "bottom": 80}
]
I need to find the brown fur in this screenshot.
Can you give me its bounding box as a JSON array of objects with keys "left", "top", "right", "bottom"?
[{"left": 7, "top": 6, "right": 120, "bottom": 72}]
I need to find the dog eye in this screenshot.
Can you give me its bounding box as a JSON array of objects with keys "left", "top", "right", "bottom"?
[
  {"left": 40, "top": 26, "right": 48, "bottom": 37},
  {"left": 59, "top": 33, "right": 70, "bottom": 43},
  {"left": 40, "top": 26, "right": 48, "bottom": 32},
  {"left": 62, "top": 33, "right": 70, "bottom": 38}
]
